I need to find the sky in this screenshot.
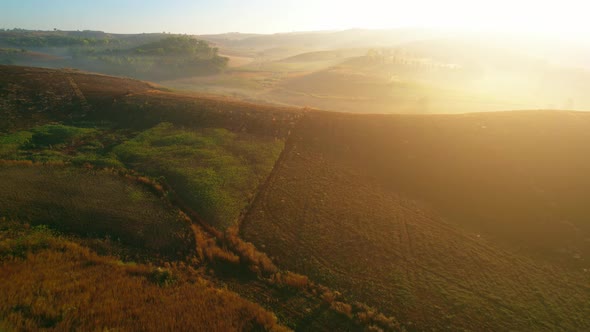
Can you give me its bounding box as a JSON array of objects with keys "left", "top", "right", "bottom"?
[{"left": 1, "top": 0, "right": 589, "bottom": 39}]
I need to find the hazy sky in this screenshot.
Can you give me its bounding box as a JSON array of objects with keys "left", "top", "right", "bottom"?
[{"left": 1, "top": 0, "right": 589, "bottom": 38}]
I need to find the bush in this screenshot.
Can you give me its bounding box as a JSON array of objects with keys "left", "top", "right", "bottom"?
[
  {"left": 331, "top": 301, "right": 353, "bottom": 318},
  {"left": 272, "top": 271, "right": 309, "bottom": 289},
  {"left": 30, "top": 124, "right": 95, "bottom": 147}
]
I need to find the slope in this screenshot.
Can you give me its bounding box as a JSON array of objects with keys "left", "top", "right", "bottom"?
[
  {"left": 242, "top": 110, "right": 590, "bottom": 331},
  {"left": 0, "top": 65, "right": 382, "bottom": 331}
]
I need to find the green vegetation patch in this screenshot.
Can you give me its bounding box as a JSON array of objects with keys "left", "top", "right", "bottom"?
[
  {"left": 29, "top": 124, "right": 96, "bottom": 147},
  {"left": 114, "top": 122, "right": 284, "bottom": 230},
  {"left": 0, "top": 130, "right": 33, "bottom": 156},
  {"left": 0, "top": 123, "right": 127, "bottom": 167},
  {"left": 0, "top": 165, "right": 192, "bottom": 256},
  {"left": 0, "top": 121, "right": 285, "bottom": 231},
  {"left": 135, "top": 36, "right": 216, "bottom": 57}
]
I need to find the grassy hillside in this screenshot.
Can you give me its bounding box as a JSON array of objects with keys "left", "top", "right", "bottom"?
[
  {"left": 242, "top": 111, "right": 590, "bottom": 330},
  {"left": 114, "top": 123, "right": 284, "bottom": 229},
  {"left": 0, "top": 66, "right": 380, "bottom": 331},
  {"left": 0, "top": 121, "right": 282, "bottom": 230},
  {"left": 2, "top": 65, "right": 590, "bottom": 331},
  {"left": 0, "top": 164, "right": 193, "bottom": 257},
  {"left": 0, "top": 220, "right": 288, "bottom": 332}
]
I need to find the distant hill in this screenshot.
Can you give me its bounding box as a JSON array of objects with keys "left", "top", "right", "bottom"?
[
  {"left": 277, "top": 49, "right": 367, "bottom": 63},
  {"left": 0, "top": 30, "right": 229, "bottom": 80}
]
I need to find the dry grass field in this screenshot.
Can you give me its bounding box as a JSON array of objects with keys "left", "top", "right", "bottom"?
[{"left": 0, "top": 221, "right": 288, "bottom": 332}]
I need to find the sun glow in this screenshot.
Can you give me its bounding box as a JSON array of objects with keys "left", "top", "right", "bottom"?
[{"left": 298, "top": 0, "right": 589, "bottom": 41}]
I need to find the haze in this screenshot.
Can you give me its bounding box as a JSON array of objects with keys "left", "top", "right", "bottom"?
[{"left": 2, "top": 0, "right": 590, "bottom": 40}]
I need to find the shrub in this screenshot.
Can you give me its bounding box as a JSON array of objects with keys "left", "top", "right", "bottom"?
[
  {"left": 321, "top": 289, "right": 336, "bottom": 304},
  {"left": 29, "top": 124, "right": 95, "bottom": 147},
  {"left": 272, "top": 271, "right": 309, "bottom": 289},
  {"left": 331, "top": 301, "right": 353, "bottom": 318},
  {"left": 224, "top": 226, "right": 279, "bottom": 276}
]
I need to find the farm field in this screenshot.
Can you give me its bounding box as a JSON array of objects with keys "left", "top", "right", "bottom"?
[{"left": 242, "top": 111, "right": 590, "bottom": 330}]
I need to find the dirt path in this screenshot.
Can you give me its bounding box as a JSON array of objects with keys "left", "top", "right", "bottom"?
[
  {"left": 237, "top": 111, "right": 307, "bottom": 230},
  {"left": 67, "top": 75, "right": 91, "bottom": 114}
]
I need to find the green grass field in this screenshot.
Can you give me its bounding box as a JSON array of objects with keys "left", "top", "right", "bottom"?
[
  {"left": 0, "top": 119, "right": 284, "bottom": 231},
  {"left": 114, "top": 123, "right": 284, "bottom": 230}
]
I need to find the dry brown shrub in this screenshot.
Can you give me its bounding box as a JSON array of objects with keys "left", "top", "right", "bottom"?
[
  {"left": 191, "top": 225, "right": 240, "bottom": 264},
  {"left": 224, "top": 226, "right": 279, "bottom": 275},
  {"left": 331, "top": 301, "right": 353, "bottom": 318},
  {"left": 321, "top": 289, "right": 336, "bottom": 304},
  {"left": 272, "top": 271, "right": 309, "bottom": 289},
  {"left": 353, "top": 302, "right": 399, "bottom": 331}
]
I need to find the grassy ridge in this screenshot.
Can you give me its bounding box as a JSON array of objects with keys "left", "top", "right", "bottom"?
[{"left": 0, "top": 65, "right": 302, "bottom": 138}]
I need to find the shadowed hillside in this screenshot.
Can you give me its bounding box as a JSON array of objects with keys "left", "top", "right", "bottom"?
[{"left": 0, "top": 164, "right": 193, "bottom": 257}]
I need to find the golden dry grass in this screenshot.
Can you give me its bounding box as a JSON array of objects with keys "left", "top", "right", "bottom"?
[{"left": 0, "top": 221, "right": 288, "bottom": 332}]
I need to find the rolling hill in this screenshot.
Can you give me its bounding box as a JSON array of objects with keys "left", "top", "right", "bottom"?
[
  {"left": 242, "top": 111, "right": 590, "bottom": 330},
  {"left": 1, "top": 65, "right": 589, "bottom": 331},
  {"left": 0, "top": 65, "right": 388, "bottom": 331},
  {"left": 0, "top": 30, "right": 229, "bottom": 80}
]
